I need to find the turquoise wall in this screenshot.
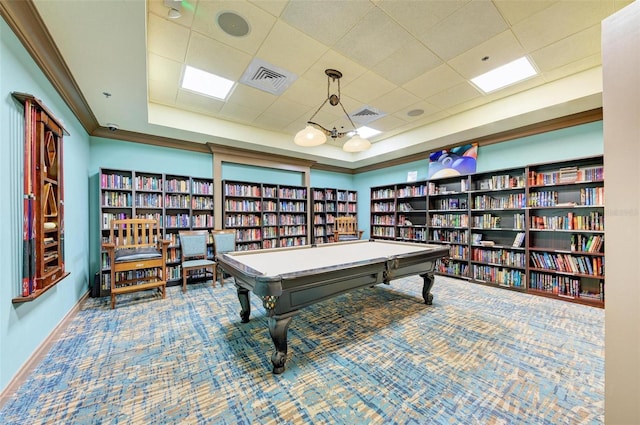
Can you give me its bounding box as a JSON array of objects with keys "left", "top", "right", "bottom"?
[{"left": 1, "top": 17, "right": 91, "bottom": 391}]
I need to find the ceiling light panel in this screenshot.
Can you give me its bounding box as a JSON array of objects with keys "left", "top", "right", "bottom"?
[
  {"left": 471, "top": 57, "right": 538, "bottom": 93},
  {"left": 181, "top": 65, "right": 235, "bottom": 100}
]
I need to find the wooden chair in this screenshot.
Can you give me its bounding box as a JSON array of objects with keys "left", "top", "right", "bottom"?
[
  {"left": 212, "top": 229, "right": 237, "bottom": 284},
  {"left": 102, "top": 218, "right": 170, "bottom": 309},
  {"left": 334, "top": 216, "right": 364, "bottom": 242},
  {"left": 179, "top": 230, "right": 216, "bottom": 293}
]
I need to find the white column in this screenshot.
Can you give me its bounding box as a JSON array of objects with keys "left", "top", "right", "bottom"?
[{"left": 602, "top": 2, "right": 640, "bottom": 423}]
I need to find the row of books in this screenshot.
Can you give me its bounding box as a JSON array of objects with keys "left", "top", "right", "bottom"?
[
  {"left": 471, "top": 248, "right": 526, "bottom": 268},
  {"left": 571, "top": 234, "right": 604, "bottom": 253},
  {"left": 436, "top": 260, "right": 468, "bottom": 276},
  {"left": 398, "top": 228, "right": 428, "bottom": 241},
  {"left": 528, "top": 166, "right": 603, "bottom": 186},
  {"left": 430, "top": 213, "right": 469, "bottom": 227},
  {"left": 432, "top": 229, "right": 469, "bottom": 244},
  {"left": 397, "top": 185, "right": 427, "bottom": 197},
  {"left": 474, "top": 174, "right": 525, "bottom": 191},
  {"left": 192, "top": 196, "right": 214, "bottom": 210},
  {"left": 371, "top": 226, "right": 396, "bottom": 238},
  {"left": 530, "top": 252, "right": 604, "bottom": 276},
  {"left": 471, "top": 265, "right": 526, "bottom": 287},
  {"left": 472, "top": 193, "right": 525, "bottom": 209},
  {"left": 530, "top": 211, "right": 604, "bottom": 231},
  {"left": 224, "top": 183, "right": 261, "bottom": 198},
  {"left": 278, "top": 188, "right": 307, "bottom": 199},
  {"left": 101, "top": 173, "right": 132, "bottom": 190}
]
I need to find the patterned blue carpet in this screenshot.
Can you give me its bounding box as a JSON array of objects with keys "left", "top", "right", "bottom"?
[{"left": 0, "top": 276, "right": 604, "bottom": 424}]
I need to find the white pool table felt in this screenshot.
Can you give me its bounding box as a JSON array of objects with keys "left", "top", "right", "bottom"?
[{"left": 224, "top": 241, "right": 441, "bottom": 276}]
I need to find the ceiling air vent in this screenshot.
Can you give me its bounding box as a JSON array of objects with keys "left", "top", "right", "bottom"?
[
  {"left": 240, "top": 58, "right": 297, "bottom": 96},
  {"left": 350, "top": 106, "right": 386, "bottom": 125}
]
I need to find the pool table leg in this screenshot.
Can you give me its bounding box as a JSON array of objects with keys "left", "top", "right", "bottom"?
[
  {"left": 420, "top": 271, "right": 435, "bottom": 305},
  {"left": 236, "top": 285, "right": 251, "bottom": 323},
  {"left": 268, "top": 315, "right": 292, "bottom": 374}
]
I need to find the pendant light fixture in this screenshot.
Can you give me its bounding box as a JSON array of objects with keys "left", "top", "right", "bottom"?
[{"left": 294, "top": 69, "right": 371, "bottom": 152}]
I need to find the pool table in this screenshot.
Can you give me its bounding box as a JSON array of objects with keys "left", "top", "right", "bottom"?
[{"left": 216, "top": 239, "right": 449, "bottom": 374}]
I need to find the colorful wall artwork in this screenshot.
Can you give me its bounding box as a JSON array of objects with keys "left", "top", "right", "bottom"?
[{"left": 428, "top": 143, "right": 478, "bottom": 179}]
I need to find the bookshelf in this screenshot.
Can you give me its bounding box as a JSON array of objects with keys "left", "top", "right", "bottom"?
[
  {"left": 469, "top": 168, "right": 527, "bottom": 289},
  {"left": 12, "top": 93, "right": 69, "bottom": 302},
  {"left": 222, "top": 180, "right": 310, "bottom": 250},
  {"left": 371, "top": 184, "right": 397, "bottom": 240},
  {"left": 369, "top": 155, "right": 605, "bottom": 307},
  {"left": 98, "top": 169, "right": 214, "bottom": 296},
  {"left": 427, "top": 176, "right": 470, "bottom": 279},
  {"left": 526, "top": 157, "right": 604, "bottom": 304},
  {"left": 312, "top": 187, "right": 358, "bottom": 244}
]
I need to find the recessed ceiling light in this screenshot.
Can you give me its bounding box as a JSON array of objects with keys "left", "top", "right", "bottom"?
[
  {"left": 181, "top": 66, "right": 235, "bottom": 100},
  {"left": 217, "top": 12, "right": 249, "bottom": 37},
  {"left": 356, "top": 126, "right": 381, "bottom": 139},
  {"left": 471, "top": 57, "right": 537, "bottom": 93},
  {"left": 407, "top": 109, "right": 424, "bottom": 117}
]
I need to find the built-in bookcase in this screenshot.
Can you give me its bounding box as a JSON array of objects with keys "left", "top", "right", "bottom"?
[
  {"left": 98, "top": 169, "right": 214, "bottom": 296},
  {"left": 369, "top": 155, "right": 605, "bottom": 307},
  {"left": 312, "top": 187, "right": 358, "bottom": 244},
  {"left": 222, "top": 180, "right": 309, "bottom": 250}
]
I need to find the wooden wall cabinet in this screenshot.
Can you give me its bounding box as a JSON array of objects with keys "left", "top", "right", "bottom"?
[{"left": 13, "top": 93, "right": 69, "bottom": 303}]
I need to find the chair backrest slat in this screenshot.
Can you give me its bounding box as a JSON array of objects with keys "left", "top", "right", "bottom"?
[{"left": 110, "top": 218, "right": 159, "bottom": 250}]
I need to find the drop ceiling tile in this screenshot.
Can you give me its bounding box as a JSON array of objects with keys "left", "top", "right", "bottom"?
[
  {"left": 175, "top": 89, "right": 225, "bottom": 115},
  {"left": 280, "top": 0, "right": 373, "bottom": 46},
  {"left": 148, "top": 80, "right": 178, "bottom": 106},
  {"left": 191, "top": 1, "right": 277, "bottom": 56},
  {"left": 148, "top": 53, "right": 183, "bottom": 86},
  {"left": 333, "top": 7, "right": 414, "bottom": 69},
  {"left": 365, "top": 113, "right": 408, "bottom": 133},
  {"left": 219, "top": 102, "right": 264, "bottom": 123},
  {"left": 147, "top": 13, "right": 190, "bottom": 62},
  {"left": 426, "top": 82, "right": 481, "bottom": 110},
  {"left": 303, "top": 50, "right": 368, "bottom": 86},
  {"left": 371, "top": 88, "right": 421, "bottom": 115},
  {"left": 262, "top": 96, "right": 312, "bottom": 122},
  {"left": 226, "top": 83, "right": 278, "bottom": 110},
  {"left": 281, "top": 77, "right": 329, "bottom": 109},
  {"left": 257, "top": 20, "right": 328, "bottom": 75},
  {"left": 530, "top": 25, "right": 601, "bottom": 73},
  {"left": 541, "top": 54, "right": 601, "bottom": 84},
  {"left": 397, "top": 101, "right": 441, "bottom": 121},
  {"left": 403, "top": 64, "right": 465, "bottom": 100},
  {"left": 512, "top": 0, "right": 614, "bottom": 52},
  {"left": 249, "top": 0, "right": 288, "bottom": 17},
  {"left": 375, "top": 0, "right": 469, "bottom": 37},
  {"left": 255, "top": 110, "right": 303, "bottom": 132},
  {"left": 372, "top": 39, "right": 443, "bottom": 86},
  {"left": 447, "top": 30, "right": 526, "bottom": 79},
  {"left": 419, "top": 0, "right": 508, "bottom": 61},
  {"left": 343, "top": 71, "right": 396, "bottom": 104},
  {"left": 492, "top": 0, "right": 557, "bottom": 26},
  {"left": 185, "top": 32, "right": 253, "bottom": 80}
]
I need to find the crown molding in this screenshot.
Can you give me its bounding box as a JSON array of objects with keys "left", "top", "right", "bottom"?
[{"left": 1, "top": 0, "right": 99, "bottom": 133}]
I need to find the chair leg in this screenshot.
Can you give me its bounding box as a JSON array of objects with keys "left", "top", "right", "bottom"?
[
  {"left": 111, "top": 293, "right": 116, "bottom": 309},
  {"left": 182, "top": 269, "right": 187, "bottom": 293}
]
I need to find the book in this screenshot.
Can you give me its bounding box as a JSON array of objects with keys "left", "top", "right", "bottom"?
[{"left": 512, "top": 232, "right": 525, "bottom": 247}]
